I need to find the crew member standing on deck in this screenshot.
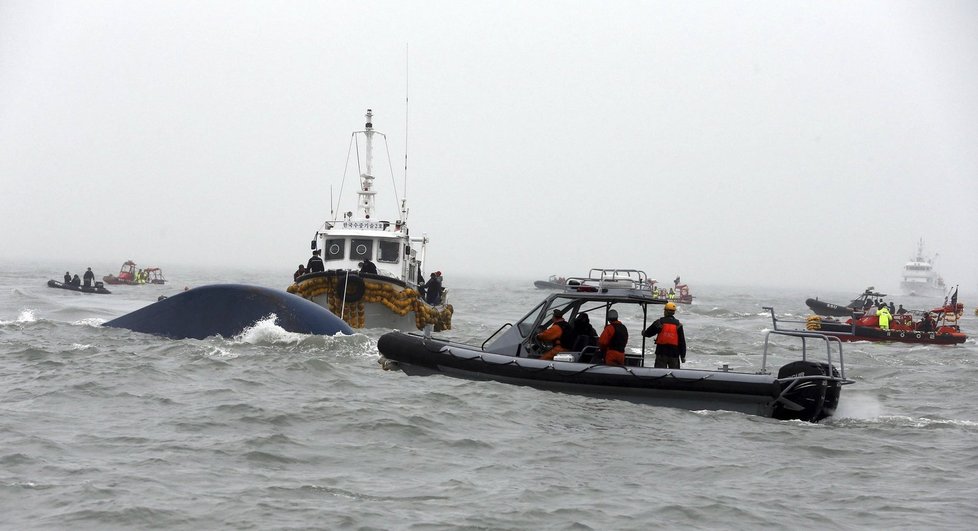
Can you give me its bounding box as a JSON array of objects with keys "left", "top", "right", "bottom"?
[
  {"left": 83, "top": 267, "right": 95, "bottom": 288},
  {"left": 423, "top": 272, "right": 442, "bottom": 305},
  {"left": 876, "top": 303, "right": 892, "bottom": 330},
  {"left": 359, "top": 258, "right": 378, "bottom": 275},
  {"left": 306, "top": 249, "right": 325, "bottom": 273},
  {"left": 598, "top": 309, "right": 628, "bottom": 366},
  {"left": 642, "top": 301, "right": 687, "bottom": 369}
]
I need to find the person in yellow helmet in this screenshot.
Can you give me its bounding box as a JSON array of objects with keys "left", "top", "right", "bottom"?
[{"left": 642, "top": 301, "right": 687, "bottom": 369}]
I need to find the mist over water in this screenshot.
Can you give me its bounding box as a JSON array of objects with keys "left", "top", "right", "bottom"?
[{"left": 2, "top": 265, "right": 977, "bottom": 528}]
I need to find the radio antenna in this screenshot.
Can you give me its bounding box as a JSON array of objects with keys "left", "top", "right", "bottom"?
[{"left": 403, "top": 44, "right": 410, "bottom": 207}]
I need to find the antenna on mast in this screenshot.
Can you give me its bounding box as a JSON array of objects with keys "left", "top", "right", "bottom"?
[{"left": 402, "top": 43, "right": 410, "bottom": 221}]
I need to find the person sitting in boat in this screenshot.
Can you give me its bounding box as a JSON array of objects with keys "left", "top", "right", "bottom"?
[
  {"left": 642, "top": 301, "right": 687, "bottom": 369},
  {"left": 917, "top": 313, "right": 935, "bottom": 333},
  {"left": 71, "top": 274, "right": 81, "bottom": 287},
  {"left": 359, "top": 258, "right": 378, "bottom": 275},
  {"left": 571, "top": 313, "right": 598, "bottom": 349},
  {"left": 83, "top": 267, "right": 95, "bottom": 288},
  {"left": 876, "top": 303, "right": 893, "bottom": 330},
  {"left": 293, "top": 264, "right": 307, "bottom": 281},
  {"left": 598, "top": 309, "right": 628, "bottom": 366},
  {"left": 306, "top": 249, "right": 325, "bottom": 273},
  {"left": 64, "top": 271, "right": 71, "bottom": 284},
  {"left": 537, "top": 309, "right": 573, "bottom": 361},
  {"left": 423, "top": 272, "right": 442, "bottom": 305},
  {"left": 896, "top": 304, "right": 908, "bottom": 315}
]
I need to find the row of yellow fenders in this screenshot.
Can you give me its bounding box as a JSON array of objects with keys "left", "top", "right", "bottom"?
[{"left": 288, "top": 276, "right": 453, "bottom": 331}]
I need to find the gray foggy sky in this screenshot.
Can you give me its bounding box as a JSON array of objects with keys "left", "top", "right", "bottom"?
[{"left": 2, "top": 1, "right": 977, "bottom": 293}]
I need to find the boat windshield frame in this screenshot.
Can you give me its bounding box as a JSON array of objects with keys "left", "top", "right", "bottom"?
[{"left": 509, "top": 269, "right": 665, "bottom": 365}]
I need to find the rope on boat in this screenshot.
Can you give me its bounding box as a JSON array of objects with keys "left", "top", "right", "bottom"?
[{"left": 289, "top": 274, "right": 453, "bottom": 330}]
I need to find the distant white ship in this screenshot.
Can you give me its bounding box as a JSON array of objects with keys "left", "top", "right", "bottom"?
[{"left": 900, "top": 238, "right": 946, "bottom": 297}]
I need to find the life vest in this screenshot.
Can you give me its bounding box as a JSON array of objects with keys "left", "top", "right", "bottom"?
[
  {"left": 609, "top": 321, "right": 628, "bottom": 352},
  {"left": 556, "top": 320, "right": 574, "bottom": 347},
  {"left": 655, "top": 321, "right": 680, "bottom": 346}
]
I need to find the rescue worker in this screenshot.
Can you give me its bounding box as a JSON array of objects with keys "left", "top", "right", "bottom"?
[
  {"left": 423, "top": 272, "right": 442, "bottom": 305},
  {"left": 83, "top": 267, "right": 95, "bottom": 288},
  {"left": 359, "top": 258, "right": 378, "bottom": 275},
  {"left": 306, "top": 249, "right": 325, "bottom": 273},
  {"left": 71, "top": 273, "right": 81, "bottom": 287},
  {"left": 598, "top": 309, "right": 628, "bottom": 366},
  {"left": 571, "top": 312, "right": 598, "bottom": 347},
  {"left": 536, "top": 309, "right": 573, "bottom": 361},
  {"left": 918, "top": 312, "right": 934, "bottom": 333},
  {"left": 642, "top": 301, "right": 687, "bottom": 369},
  {"left": 876, "top": 303, "right": 892, "bottom": 330},
  {"left": 64, "top": 271, "right": 71, "bottom": 284},
  {"left": 896, "top": 304, "right": 907, "bottom": 315}
]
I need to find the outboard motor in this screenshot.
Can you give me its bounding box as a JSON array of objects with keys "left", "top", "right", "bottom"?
[{"left": 772, "top": 361, "right": 842, "bottom": 422}]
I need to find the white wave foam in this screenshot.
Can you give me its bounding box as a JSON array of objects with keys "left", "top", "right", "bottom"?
[
  {"left": 875, "top": 415, "right": 978, "bottom": 428},
  {"left": 0, "top": 309, "right": 38, "bottom": 326},
  {"left": 208, "top": 345, "right": 238, "bottom": 359},
  {"left": 74, "top": 317, "right": 106, "bottom": 327},
  {"left": 833, "top": 394, "right": 883, "bottom": 420},
  {"left": 234, "top": 314, "right": 308, "bottom": 345}
]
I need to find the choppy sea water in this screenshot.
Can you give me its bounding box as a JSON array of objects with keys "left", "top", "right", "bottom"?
[{"left": 2, "top": 263, "right": 977, "bottom": 530}]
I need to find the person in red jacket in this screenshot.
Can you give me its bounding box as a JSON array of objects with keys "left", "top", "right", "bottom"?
[
  {"left": 642, "top": 302, "right": 687, "bottom": 368},
  {"left": 598, "top": 309, "right": 628, "bottom": 366}
]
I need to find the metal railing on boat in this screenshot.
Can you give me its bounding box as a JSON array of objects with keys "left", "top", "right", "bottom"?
[{"left": 762, "top": 306, "right": 847, "bottom": 380}]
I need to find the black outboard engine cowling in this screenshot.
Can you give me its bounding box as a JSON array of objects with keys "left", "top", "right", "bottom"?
[{"left": 772, "top": 361, "right": 842, "bottom": 422}]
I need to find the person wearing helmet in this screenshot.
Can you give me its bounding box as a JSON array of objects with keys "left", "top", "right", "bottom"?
[
  {"left": 598, "top": 308, "right": 628, "bottom": 366},
  {"left": 642, "top": 301, "right": 687, "bottom": 369}
]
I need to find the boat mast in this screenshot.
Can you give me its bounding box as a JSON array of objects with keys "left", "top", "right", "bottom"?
[
  {"left": 402, "top": 45, "right": 410, "bottom": 223},
  {"left": 358, "top": 109, "right": 377, "bottom": 220}
]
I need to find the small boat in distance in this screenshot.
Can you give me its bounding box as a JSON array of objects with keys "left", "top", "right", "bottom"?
[
  {"left": 378, "top": 268, "right": 853, "bottom": 423},
  {"left": 533, "top": 275, "right": 569, "bottom": 290},
  {"left": 103, "top": 261, "right": 166, "bottom": 285},
  {"left": 47, "top": 279, "right": 111, "bottom": 294},
  {"left": 650, "top": 276, "right": 693, "bottom": 304},
  {"left": 806, "top": 287, "right": 889, "bottom": 317},
  {"left": 900, "top": 238, "right": 945, "bottom": 297},
  {"left": 777, "top": 302, "right": 966, "bottom": 345},
  {"left": 288, "top": 110, "right": 452, "bottom": 330}
]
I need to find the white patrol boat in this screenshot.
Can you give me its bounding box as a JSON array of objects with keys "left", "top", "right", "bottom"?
[
  {"left": 900, "top": 238, "right": 946, "bottom": 297},
  {"left": 288, "top": 110, "right": 452, "bottom": 331},
  {"left": 378, "top": 268, "right": 853, "bottom": 422}
]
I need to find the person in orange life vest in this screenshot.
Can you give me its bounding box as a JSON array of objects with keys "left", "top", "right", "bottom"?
[
  {"left": 598, "top": 309, "right": 628, "bottom": 366},
  {"left": 537, "top": 309, "right": 573, "bottom": 361},
  {"left": 642, "top": 301, "right": 686, "bottom": 369}
]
